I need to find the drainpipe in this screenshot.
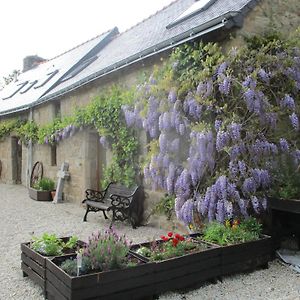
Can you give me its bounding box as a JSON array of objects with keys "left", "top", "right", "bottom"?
[{"left": 26, "top": 108, "right": 33, "bottom": 187}]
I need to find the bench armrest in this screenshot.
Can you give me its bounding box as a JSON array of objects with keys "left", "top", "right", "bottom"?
[
  {"left": 109, "top": 193, "right": 133, "bottom": 208},
  {"left": 83, "top": 189, "right": 106, "bottom": 203}
]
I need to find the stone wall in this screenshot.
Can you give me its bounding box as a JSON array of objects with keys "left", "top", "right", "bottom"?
[{"left": 225, "top": 0, "right": 300, "bottom": 49}]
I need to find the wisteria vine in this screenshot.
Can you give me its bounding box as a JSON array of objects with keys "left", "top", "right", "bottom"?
[{"left": 123, "top": 33, "right": 300, "bottom": 225}]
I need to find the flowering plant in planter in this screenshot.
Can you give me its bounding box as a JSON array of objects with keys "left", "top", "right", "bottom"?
[
  {"left": 201, "top": 217, "right": 262, "bottom": 246},
  {"left": 60, "top": 228, "right": 137, "bottom": 276},
  {"left": 135, "top": 232, "right": 208, "bottom": 261}
]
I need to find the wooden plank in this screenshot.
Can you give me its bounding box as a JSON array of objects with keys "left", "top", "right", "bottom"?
[
  {"left": 46, "top": 281, "right": 68, "bottom": 300},
  {"left": 21, "top": 262, "right": 44, "bottom": 288},
  {"left": 21, "top": 243, "right": 45, "bottom": 266},
  {"left": 21, "top": 253, "right": 45, "bottom": 278}
]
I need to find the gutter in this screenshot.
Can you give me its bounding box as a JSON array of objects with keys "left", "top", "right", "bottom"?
[{"left": 35, "top": 11, "right": 240, "bottom": 106}]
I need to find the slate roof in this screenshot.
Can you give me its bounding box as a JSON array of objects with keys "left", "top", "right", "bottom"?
[
  {"left": 0, "top": 28, "right": 118, "bottom": 116},
  {"left": 42, "top": 0, "right": 257, "bottom": 103},
  {"left": 0, "top": 0, "right": 258, "bottom": 116}
]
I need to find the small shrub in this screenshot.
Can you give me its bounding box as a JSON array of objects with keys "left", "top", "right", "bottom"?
[{"left": 34, "top": 177, "right": 55, "bottom": 191}]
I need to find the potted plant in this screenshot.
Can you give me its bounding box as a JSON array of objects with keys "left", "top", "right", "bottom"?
[
  {"left": 21, "top": 233, "right": 83, "bottom": 297},
  {"left": 28, "top": 177, "right": 55, "bottom": 201},
  {"left": 45, "top": 228, "right": 156, "bottom": 300},
  {"left": 130, "top": 231, "right": 221, "bottom": 294},
  {"left": 201, "top": 218, "right": 272, "bottom": 276}
]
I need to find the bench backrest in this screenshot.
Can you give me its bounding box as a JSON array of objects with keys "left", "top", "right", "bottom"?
[{"left": 104, "top": 183, "right": 138, "bottom": 201}]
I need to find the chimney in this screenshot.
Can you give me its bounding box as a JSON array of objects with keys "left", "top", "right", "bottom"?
[{"left": 23, "top": 55, "right": 46, "bottom": 72}]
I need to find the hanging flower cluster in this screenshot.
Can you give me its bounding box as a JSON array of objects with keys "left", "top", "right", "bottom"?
[{"left": 123, "top": 33, "right": 300, "bottom": 225}]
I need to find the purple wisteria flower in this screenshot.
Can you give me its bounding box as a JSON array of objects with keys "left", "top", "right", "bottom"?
[
  {"left": 168, "top": 89, "right": 177, "bottom": 103},
  {"left": 289, "top": 113, "right": 299, "bottom": 130},
  {"left": 228, "top": 123, "right": 241, "bottom": 141},
  {"left": 216, "top": 130, "right": 230, "bottom": 151},
  {"left": 215, "top": 119, "right": 222, "bottom": 132},
  {"left": 217, "top": 62, "right": 228, "bottom": 76},
  {"left": 280, "top": 94, "right": 295, "bottom": 111},
  {"left": 179, "top": 199, "right": 194, "bottom": 225},
  {"left": 242, "top": 177, "right": 257, "bottom": 195},
  {"left": 279, "top": 138, "right": 289, "bottom": 152},
  {"left": 219, "top": 76, "right": 231, "bottom": 95},
  {"left": 258, "top": 68, "right": 270, "bottom": 83}
]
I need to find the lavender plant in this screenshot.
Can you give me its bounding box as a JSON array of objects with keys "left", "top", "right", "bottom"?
[{"left": 61, "top": 228, "right": 131, "bottom": 275}]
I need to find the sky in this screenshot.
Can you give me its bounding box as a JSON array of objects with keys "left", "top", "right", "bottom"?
[{"left": 0, "top": 0, "right": 174, "bottom": 83}]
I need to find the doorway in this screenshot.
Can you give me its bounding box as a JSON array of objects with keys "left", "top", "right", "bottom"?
[{"left": 11, "top": 137, "right": 22, "bottom": 184}]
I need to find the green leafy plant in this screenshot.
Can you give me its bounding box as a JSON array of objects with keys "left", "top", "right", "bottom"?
[
  {"left": 152, "top": 194, "right": 175, "bottom": 220},
  {"left": 31, "top": 233, "right": 78, "bottom": 256},
  {"left": 202, "top": 218, "right": 262, "bottom": 246},
  {"left": 270, "top": 155, "right": 300, "bottom": 199},
  {"left": 33, "top": 177, "right": 55, "bottom": 191},
  {"left": 135, "top": 232, "right": 206, "bottom": 261}
]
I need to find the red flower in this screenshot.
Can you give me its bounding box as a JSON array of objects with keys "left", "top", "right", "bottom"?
[
  {"left": 161, "top": 235, "right": 168, "bottom": 241},
  {"left": 167, "top": 232, "right": 173, "bottom": 237},
  {"left": 175, "top": 233, "right": 185, "bottom": 241},
  {"left": 172, "top": 238, "right": 179, "bottom": 247}
]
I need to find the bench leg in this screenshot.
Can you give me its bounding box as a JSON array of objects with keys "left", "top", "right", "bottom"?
[
  {"left": 102, "top": 210, "right": 108, "bottom": 220},
  {"left": 83, "top": 206, "right": 90, "bottom": 222}
]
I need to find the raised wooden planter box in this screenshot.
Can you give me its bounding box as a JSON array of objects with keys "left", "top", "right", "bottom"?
[
  {"left": 21, "top": 237, "right": 85, "bottom": 297},
  {"left": 130, "top": 236, "right": 222, "bottom": 294},
  {"left": 269, "top": 197, "right": 300, "bottom": 214},
  {"left": 220, "top": 235, "right": 272, "bottom": 276},
  {"left": 45, "top": 254, "right": 156, "bottom": 300},
  {"left": 28, "top": 187, "right": 52, "bottom": 201}
]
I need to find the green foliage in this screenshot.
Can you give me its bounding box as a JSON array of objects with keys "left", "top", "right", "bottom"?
[
  {"left": 31, "top": 233, "right": 78, "bottom": 256},
  {"left": 152, "top": 194, "right": 175, "bottom": 220},
  {"left": 270, "top": 156, "right": 300, "bottom": 199},
  {"left": 60, "top": 256, "right": 90, "bottom": 276},
  {"left": 15, "top": 121, "right": 39, "bottom": 144},
  {"left": 202, "top": 218, "right": 262, "bottom": 246},
  {"left": 0, "top": 119, "right": 20, "bottom": 140},
  {"left": 34, "top": 177, "right": 55, "bottom": 191}
]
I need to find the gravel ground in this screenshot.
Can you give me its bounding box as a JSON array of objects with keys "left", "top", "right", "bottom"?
[{"left": 0, "top": 183, "right": 299, "bottom": 300}]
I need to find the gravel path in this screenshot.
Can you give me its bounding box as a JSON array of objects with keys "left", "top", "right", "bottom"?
[{"left": 0, "top": 183, "right": 299, "bottom": 300}]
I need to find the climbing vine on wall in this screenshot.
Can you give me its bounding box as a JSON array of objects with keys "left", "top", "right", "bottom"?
[{"left": 123, "top": 29, "right": 300, "bottom": 225}]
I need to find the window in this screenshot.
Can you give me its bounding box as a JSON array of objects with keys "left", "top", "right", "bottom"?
[
  {"left": 51, "top": 145, "right": 57, "bottom": 166},
  {"left": 54, "top": 101, "right": 61, "bottom": 119},
  {"left": 34, "top": 70, "right": 59, "bottom": 89},
  {"left": 2, "top": 81, "right": 28, "bottom": 100},
  {"left": 61, "top": 56, "right": 97, "bottom": 82},
  {"left": 20, "top": 80, "right": 38, "bottom": 94},
  {"left": 167, "top": 0, "right": 216, "bottom": 28}
]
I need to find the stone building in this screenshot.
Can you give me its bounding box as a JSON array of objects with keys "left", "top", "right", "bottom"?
[{"left": 0, "top": 0, "right": 299, "bottom": 209}]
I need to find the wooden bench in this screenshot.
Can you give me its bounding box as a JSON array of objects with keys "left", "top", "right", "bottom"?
[{"left": 82, "top": 183, "right": 144, "bottom": 228}]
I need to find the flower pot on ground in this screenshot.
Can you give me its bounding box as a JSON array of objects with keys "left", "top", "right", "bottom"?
[
  {"left": 130, "top": 232, "right": 221, "bottom": 294},
  {"left": 201, "top": 218, "right": 272, "bottom": 276},
  {"left": 28, "top": 177, "right": 56, "bottom": 201},
  {"left": 45, "top": 228, "right": 156, "bottom": 300},
  {"left": 21, "top": 234, "right": 83, "bottom": 297}
]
